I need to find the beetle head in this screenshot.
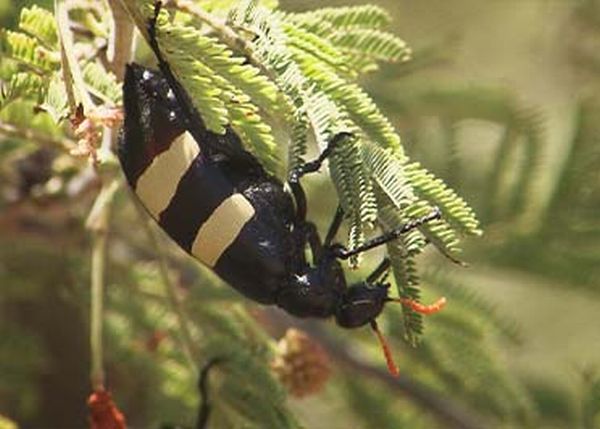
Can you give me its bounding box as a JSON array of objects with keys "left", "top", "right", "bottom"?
[
  {"left": 335, "top": 282, "right": 390, "bottom": 328},
  {"left": 335, "top": 280, "right": 447, "bottom": 377}
]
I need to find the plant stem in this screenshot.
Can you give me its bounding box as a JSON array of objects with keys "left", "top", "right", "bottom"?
[
  {"left": 55, "top": 0, "right": 95, "bottom": 113},
  {"left": 117, "top": 0, "right": 151, "bottom": 41},
  {"left": 173, "top": 0, "right": 276, "bottom": 81},
  {"left": 119, "top": 0, "right": 280, "bottom": 92},
  {"left": 98, "top": 0, "right": 137, "bottom": 164},
  {"left": 89, "top": 224, "right": 107, "bottom": 389},
  {"left": 86, "top": 180, "right": 120, "bottom": 390},
  {"left": 134, "top": 201, "right": 198, "bottom": 373},
  {"left": 107, "top": 0, "right": 136, "bottom": 80}
]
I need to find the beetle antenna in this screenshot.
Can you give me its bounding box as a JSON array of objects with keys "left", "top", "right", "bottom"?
[
  {"left": 370, "top": 320, "right": 399, "bottom": 377},
  {"left": 388, "top": 296, "right": 447, "bottom": 315}
]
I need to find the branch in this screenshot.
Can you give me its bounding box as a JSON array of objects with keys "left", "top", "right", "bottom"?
[
  {"left": 172, "top": 0, "right": 275, "bottom": 81},
  {"left": 99, "top": 0, "right": 136, "bottom": 163},
  {"left": 265, "top": 309, "right": 489, "bottom": 429},
  {"left": 134, "top": 201, "right": 199, "bottom": 373},
  {"left": 118, "top": 0, "right": 150, "bottom": 42},
  {"left": 106, "top": 0, "right": 136, "bottom": 81},
  {"left": 55, "top": 0, "right": 94, "bottom": 112},
  {"left": 85, "top": 179, "right": 120, "bottom": 390}
]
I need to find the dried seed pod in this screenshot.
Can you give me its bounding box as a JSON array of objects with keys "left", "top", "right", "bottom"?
[{"left": 271, "top": 328, "right": 331, "bottom": 398}]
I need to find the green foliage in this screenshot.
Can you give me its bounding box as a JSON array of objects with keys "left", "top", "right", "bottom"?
[
  {"left": 7, "top": 1, "right": 567, "bottom": 428},
  {"left": 82, "top": 62, "right": 122, "bottom": 105},
  {"left": 343, "top": 375, "right": 430, "bottom": 428},
  {"left": 328, "top": 28, "right": 410, "bottom": 63},
  {"left": 544, "top": 99, "right": 600, "bottom": 234},
  {"left": 287, "top": 4, "right": 407, "bottom": 74},
  {"left": 0, "top": 4, "right": 120, "bottom": 122},
  {"left": 405, "top": 161, "right": 481, "bottom": 238},
  {"left": 341, "top": 14, "right": 600, "bottom": 424},
  {"left": 105, "top": 256, "right": 300, "bottom": 428},
  {"left": 288, "top": 5, "right": 391, "bottom": 34},
  {"left": 490, "top": 98, "right": 600, "bottom": 289},
  {"left": 0, "top": 72, "right": 44, "bottom": 109},
  {"left": 581, "top": 371, "right": 600, "bottom": 429},
  {"left": 155, "top": 17, "right": 281, "bottom": 172},
  {"left": 19, "top": 5, "right": 58, "bottom": 49},
  {"left": 142, "top": 0, "right": 481, "bottom": 341},
  {"left": 382, "top": 272, "right": 533, "bottom": 425},
  {"left": 373, "top": 86, "right": 544, "bottom": 226},
  {"left": 0, "top": 30, "right": 59, "bottom": 73},
  {"left": 39, "top": 72, "right": 69, "bottom": 123},
  {"left": 524, "top": 377, "right": 576, "bottom": 427},
  {"left": 385, "top": 83, "right": 600, "bottom": 292},
  {"left": 3, "top": 1, "right": 600, "bottom": 429},
  {"left": 189, "top": 307, "right": 299, "bottom": 428},
  {"left": 2, "top": 0, "right": 541, "bottom": 426},
  {"left": 0, "top": 100, "right": 62, "bottom": 137}
]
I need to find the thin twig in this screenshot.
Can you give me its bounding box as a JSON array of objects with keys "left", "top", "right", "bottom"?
[
  {"left": 98, "top": 0, "right": 137, "bottom": 165},
  {"left": 117, "top": 0, "right": 151, "bottom": 42},
  {"left": 134, "top": 200, "right": 198, "bottom": 373},
  {"left": 106, "top": 0, "right": 136, "bottom": 80},
  {"left": 0, "top": 120, "right": 76, "bottom": 151},
  {"left": 85, "top": 180, "right": 120, "bottom": 390},
  {"left": 55, "top": 0, "right": 95, "bottom": 112},
  {"left": 171, "top": 0, "right": 276, "bottom": 81},
  {"left": 89, "top": 223, "right": 107, "bottom": 390}
]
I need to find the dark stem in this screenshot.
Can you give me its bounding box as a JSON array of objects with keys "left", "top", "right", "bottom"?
[{"left": 196, "top": 358, "right": 223, "bottom": 429}]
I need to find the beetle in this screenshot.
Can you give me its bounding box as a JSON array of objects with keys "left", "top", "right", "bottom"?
[{"left": 118, "top": 4, "right": 445, "bottom": 377}]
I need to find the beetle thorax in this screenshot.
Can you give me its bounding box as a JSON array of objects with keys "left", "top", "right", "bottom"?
[{"left": 276, "top": 261, "right": 346, "bottom": 319}]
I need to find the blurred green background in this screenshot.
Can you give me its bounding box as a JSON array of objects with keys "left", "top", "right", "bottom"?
[
  {"left": 296, "top": 0, "right": 600, "bottom": 380},
  {"left": 288, "top": 0, "right": 600, "bottom": 395},
  {"left": 2, "top": 0, "right": 600, "bottom": 428}
]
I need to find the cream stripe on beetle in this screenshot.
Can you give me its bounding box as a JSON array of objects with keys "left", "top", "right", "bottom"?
[
  {"left": 135, "top": 131, "right": 200, "bottom": 218},
  {"left": 192, "top": 194, "right": 256, "bottom": 267}
]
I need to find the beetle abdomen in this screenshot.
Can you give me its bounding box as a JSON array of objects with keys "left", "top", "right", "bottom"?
[
  {"left": 213, "top": 180, "right": 296, "bottom": 303},
  {"left": 119, "top": 63, "right": 289, "bottom": 303}
]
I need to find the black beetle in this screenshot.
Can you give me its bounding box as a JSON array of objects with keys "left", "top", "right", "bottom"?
[{"left": 118, "top": 4, "right": 444, "bottom": 377}]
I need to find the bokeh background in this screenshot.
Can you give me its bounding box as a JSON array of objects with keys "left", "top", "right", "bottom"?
[{"left": 1, "top": 0, "right": 600, "bottom": 428}]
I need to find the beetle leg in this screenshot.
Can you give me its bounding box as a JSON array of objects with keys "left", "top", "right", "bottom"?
[
  {"left": 288, "top": 132, "right": 352, "bottom": 183},
  {"left": 288, "top": 179, "right": 309, "bottom": 223},
  {"left": 324, "top": 205, "right": 344, "bottom": 247},
  {"left": 304, "top": 222, "right": 325, "bottom": 264},
  {"left": 367, "top": 258, "right": 391, "bottom": 283},
  {"left": 287, "top": 134, "right": 349, "bottom": 224},
  {"left": 292, "top": 206, "right": 340, "bottom": 265},
  {"left": 331, "top": 208, "right": 441, "bottom": 260}
]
